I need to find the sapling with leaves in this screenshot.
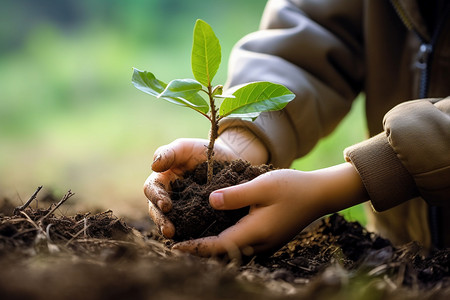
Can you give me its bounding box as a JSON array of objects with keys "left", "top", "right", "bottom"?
[{"left": 132, "top": 19, "right": 295, "bottom": 183}]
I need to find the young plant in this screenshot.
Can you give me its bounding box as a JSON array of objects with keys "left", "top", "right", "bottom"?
[{"left": 132, "top": 19, "right": 295, "bottom": 183}]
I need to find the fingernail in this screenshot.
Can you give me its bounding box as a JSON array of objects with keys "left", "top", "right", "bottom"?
[
  {"left": 152, "top": 154, "right": 161, "bottom": 165},
  {"left": 157, "top": 200, "right": 170, "bottom": 213},
  {"left": 210, "top": 192, "right": 224, "bottom": 209}
]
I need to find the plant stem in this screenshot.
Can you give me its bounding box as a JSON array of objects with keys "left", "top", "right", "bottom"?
[{"left": 206, "top": 86, "right": 219, "bottom": 183}]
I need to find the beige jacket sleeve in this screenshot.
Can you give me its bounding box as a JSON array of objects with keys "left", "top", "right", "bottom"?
[
  {"left": 345, "top": 97, "right": 450, "bottom": 210},
  {"left": 219, "top": 0, "right": 364, "bottom": 167}
]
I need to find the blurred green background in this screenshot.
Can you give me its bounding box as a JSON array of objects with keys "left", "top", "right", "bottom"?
[{"left": 0, "top": 0, "right": 368, "bottom": 223}]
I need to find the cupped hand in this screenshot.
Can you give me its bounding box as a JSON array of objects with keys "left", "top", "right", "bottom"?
[
  {"left": 144, "top": 128, "right": 270, "bottom": 239},
  {"left": 172, "top": 169, "right": 320, "bottom": 256},
  {"left": 172, "top": 163, "right": 368, "bottom": 256},
  {"left": 144, "top": 138, "right": 239, "bottom": 238}
]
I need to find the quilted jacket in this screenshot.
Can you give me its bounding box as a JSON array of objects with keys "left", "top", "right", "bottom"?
[{"left": 220, "top": 0, "right": 450, "bottom": 248}]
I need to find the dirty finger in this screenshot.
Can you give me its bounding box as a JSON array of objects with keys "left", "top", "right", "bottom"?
[
  {"left": 143, "top": 174, "right": 173, "bottom": 213},
  {"left": 148, "top": 200, "right": 175, "bottom": 239}
]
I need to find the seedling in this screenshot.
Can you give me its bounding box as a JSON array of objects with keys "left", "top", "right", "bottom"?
[{"left": 132, "top": 19, "right": 294, "bottom": 182}]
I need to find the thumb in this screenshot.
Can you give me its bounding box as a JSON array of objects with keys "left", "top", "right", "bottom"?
[
  {"left": 151, "top": 145, "right": 175, "bottom": 172},
  {"left": 209, "top": 176, "right": 269, "bottom": 210}
]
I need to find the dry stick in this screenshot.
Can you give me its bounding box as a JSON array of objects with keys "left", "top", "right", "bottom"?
[
  {"left": 11, "top": 227, "right": 40, "bottom": 239},
  {"left": 19, "top": 211, "right": 41, "bottom": 230},
  {"left": 84, "top": 217, "right": 88, "bottom": 238},
  {"left": 97, "top": 209, "right": 113, "bottom": 216},
  {"left": 45, "top": 224, "right": 54, "bottom": 242},
  {"left": 39, "top": 190, "right": 75, "bottom": 222},
  {"left": 13, "top": 185, "right": 43, "bottom": 215},
  {"left": 65, "top": 224, "right": 92, "bottom": 247}
]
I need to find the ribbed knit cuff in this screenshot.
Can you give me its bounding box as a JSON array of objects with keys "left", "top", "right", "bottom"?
[{"left": 344, "top": 132, "right": 419, "bottom": 211}]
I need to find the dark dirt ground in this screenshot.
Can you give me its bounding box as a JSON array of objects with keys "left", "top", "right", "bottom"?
[{"left": 1, "top": 185, "right": 450, "bottom": 300}]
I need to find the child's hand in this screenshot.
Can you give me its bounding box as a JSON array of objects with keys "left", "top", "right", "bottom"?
[
  {"left": 172, "top": 163, "right": 368, "bottom": 256},
  {"left": 144, "top": 128, "right": 269, "bottom": 238},
  {"left": 144, "top": 138, "right": 232, "bottom": 238}
]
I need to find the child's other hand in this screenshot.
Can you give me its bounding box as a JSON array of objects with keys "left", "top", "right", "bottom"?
[{"left": 172, "top": 163, "right": 368, "bottom": 256}]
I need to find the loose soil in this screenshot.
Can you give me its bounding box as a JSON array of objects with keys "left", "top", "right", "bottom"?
[
  {"left": 167, "top": 160, "right": 273, "bottom": 241},
  {"left": 1, "top": 187, "right": 450, "bottom": 299}
]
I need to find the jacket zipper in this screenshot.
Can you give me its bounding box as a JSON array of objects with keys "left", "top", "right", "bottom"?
[
  {"left": 415, "top": 43, "right": 432, "bottom": 98},
  {"left": 390, "top": 0, "right": 449, "bottom": 249},
  {"left": 390, "top": 0, "right": 448, "bottom": 98}
]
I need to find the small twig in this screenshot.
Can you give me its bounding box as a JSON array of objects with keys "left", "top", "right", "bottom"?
[
  {"left": 14, "top": 186, "right": 43, "bottom": 215},
  {"left": 46, "top": 224, "right": 54, "bottom": 242},
  {"left": 65, "top": 224, "right": 92, "bottom": 247},
  {"left": 39, "top": 190, "right": 75, "bottom": 222},
  {"left": 11, "top": 227, "right": 39, "bottom": 239},
  {"left": 395, "top": 262, "right": 406, "bottom": 287},
  {"left": 98, "top": 209, "right": 113, "bottom": 216},
  {"left": 19, "top": 211, "right": 40, "bottom": 230},
  {"left": 75, "top": 212, "right": 91, "bottom": 225},
  {"left": 76, "top": 239, "right": 138, "bottom": 246},
  {"left": 84, "top": 217, "right": 88, "bottom": 238}
]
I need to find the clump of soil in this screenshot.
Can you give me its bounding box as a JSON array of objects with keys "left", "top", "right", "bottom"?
[
  {"left": 240, "top": 214, "right": 450, "bottom": 297},
  {"left": 167, "top": 160, "right": 273, "bottom": 241},
  {"left": 0, "top": 195, "right": 139, "bottom": 258},
  {"left": 248, "top": 214, "right": 392, "bottom": 280}
]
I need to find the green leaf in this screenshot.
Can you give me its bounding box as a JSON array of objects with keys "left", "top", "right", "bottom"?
[
  {"left": 219, "top": 82, "right": 295, "bottom": 120},
  {"left": 191, "top": 19, "right": 221, "bottom": 87},
  {"left": 159, "top": 79, "right": 202, "bottom": 98},
  {"left": 132, "top": 68, "right": 209, "bottom": 114},
  {"left": 132, "top": 68, "right": 166, "bottom": 97},
  {"left": 211, "top": 85, "right": 223, "bottom": 97}
]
